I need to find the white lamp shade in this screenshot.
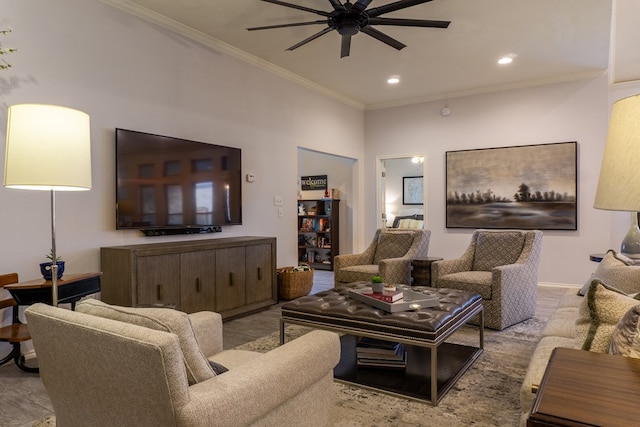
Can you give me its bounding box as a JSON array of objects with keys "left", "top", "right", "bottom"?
[
  {"left": 4, "top": 104, "right": 92, "bottom": 191},
  {"left": 594, "top": 94, "right": 640, "bottom": 211}
]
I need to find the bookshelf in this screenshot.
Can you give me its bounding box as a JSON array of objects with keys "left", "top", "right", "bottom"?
[{"left": 297, "top": 199, "right": 340, "bottom": 271}]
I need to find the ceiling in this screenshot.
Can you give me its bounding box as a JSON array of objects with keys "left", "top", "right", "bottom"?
[{"left": 102, "top": 0, "right": 637, "bottom": 110}]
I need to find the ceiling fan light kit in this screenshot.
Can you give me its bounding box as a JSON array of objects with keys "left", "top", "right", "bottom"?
[{"left": 247, "top": 0, "right": 450, "bottom": 58}]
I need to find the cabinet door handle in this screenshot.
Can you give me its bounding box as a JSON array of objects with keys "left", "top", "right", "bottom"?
[
  {"left": 257, "top": 267, "right": 262, "bottom": 281},
  {"left": 196, "top": 277, "right": 201, "bottom": 293},
  {"left": 157, "top": 284, "right": 163, "bottom": 301},
  {"left": 229, "top": 272, "right": 235, "bottom": 286}
]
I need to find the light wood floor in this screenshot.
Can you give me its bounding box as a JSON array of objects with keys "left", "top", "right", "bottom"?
[{"left": 0, "top": 271, "right": 571, "bottom": 427}]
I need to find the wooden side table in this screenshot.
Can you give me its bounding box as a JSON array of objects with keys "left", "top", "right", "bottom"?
[
  {"left": 528, "top": 347, "right": 640, "bottom": 426},
  {"left": 411, "top": 257, "right": 443, "bottom": 286},
  {"left": 5, "top": 273, "right": 102, "bottom": 309}
]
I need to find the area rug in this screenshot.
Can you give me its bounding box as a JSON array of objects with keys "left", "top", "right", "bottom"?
[
  {"left": 236, "top": 318, "right": 547, "bottom": 427},
  {"left": 33, "top": 318, "right": 545, "bottom": 427}
]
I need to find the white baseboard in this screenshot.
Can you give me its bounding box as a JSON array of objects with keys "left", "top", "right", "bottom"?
[{"left": 538, "top": 281, "right": 580, "bottom": 289}]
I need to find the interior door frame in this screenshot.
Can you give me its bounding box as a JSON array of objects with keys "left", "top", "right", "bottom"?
[{"left": 376, "top": 154, "right": 428, "bottom": 230}]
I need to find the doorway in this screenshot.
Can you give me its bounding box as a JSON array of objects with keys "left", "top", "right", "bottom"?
[
  {"left": 297, "top": 148, "right": 356, "bottom": 255},
  {"left": 377, "top": 155, "right": 427, "bottom": 229}
]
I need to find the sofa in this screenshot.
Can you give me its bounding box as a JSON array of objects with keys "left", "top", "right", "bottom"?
[
  {"left": 519, "top": 250, "right": 640, "bottom": 426},
  {"left": 25, "top": 299, "right": 341, "bottom": 427}
]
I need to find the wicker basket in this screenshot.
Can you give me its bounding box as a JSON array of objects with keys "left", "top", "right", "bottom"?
[{"left": 277, "top": 264, "right": 314, "bottom": 300}]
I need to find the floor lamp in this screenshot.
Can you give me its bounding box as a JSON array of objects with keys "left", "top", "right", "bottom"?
[
  {"left": 594, "top": 94, "right": 640, "bottom": 258},
  {"left": 3, "top": 104, "right": 92, "bottom": 306}
]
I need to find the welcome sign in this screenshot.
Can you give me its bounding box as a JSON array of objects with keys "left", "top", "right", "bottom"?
[{"left": 301, "top": 175, "right": 328, "bottom": 191}]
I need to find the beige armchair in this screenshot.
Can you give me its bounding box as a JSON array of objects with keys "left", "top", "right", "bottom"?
[
  {"left": 25, "top": 300, "right": 340, "bottom": 427},
  {"left": 432, "top": 229, "right": 542, "bottom": 330},
  {"left": 334, "top": 228, "right": 430, "bottom": 287}
]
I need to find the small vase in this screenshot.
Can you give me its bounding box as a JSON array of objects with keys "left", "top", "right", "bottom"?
[
  {"left": 371, "top": 282, "right": 384, "bottom": 293},
  {"left": 40, "top": 261, "right": 65, "bottom": 281}
]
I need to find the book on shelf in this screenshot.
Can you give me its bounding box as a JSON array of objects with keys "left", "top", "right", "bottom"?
[
  {"left": 356, "top": 350, "right": 405, "bottom": 361},
  {"left": 300, "top": 218, "right": 315, "bottom": 231},
  {"left": 316, "top": 218, "right": 328, "bottom": 231},
  {"left": 362, "top": 289, "right": 403, "bottom": 303},
  {"left": 356, "top": 337, "right": 403, "bottom": 355},
  {"left": 356, "top": 358, "right": 407, "bottom": 369},
  {"left": 356, "top": 342, "right": 407, "bottom": 369}
]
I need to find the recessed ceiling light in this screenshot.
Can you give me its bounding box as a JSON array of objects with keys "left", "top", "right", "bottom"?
[
  {"left": 498, "top": 54, "right": 517, "bottom": 65},
  {"left": 387, "top": 76, "right": 400, "bottom": 84}
]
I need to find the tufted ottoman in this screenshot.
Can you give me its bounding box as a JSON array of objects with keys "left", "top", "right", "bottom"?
[{"left": 280, "top": 283, "right": 483, "bottom": 405}]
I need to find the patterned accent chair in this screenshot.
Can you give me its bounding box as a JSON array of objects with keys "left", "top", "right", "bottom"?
[
  {"left": 334, "top": 229, "right": 430, "bottom": 287},
  {"left": 432, "top": 229, "right": 543, "bottom": 330}
]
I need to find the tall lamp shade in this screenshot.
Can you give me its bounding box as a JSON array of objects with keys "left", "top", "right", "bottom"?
[
  {"left": 4, "top": 104, "right": 91, "bottom": 190},
  {"left": 4, "top": 104, "right": 92, "bottom": 305},
  {"left": 594, "top": 94, "right": 640, "bottom": 257}
]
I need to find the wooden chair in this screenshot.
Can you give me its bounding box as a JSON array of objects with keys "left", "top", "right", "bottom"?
[{"left": 0, "top": 273, "right": 38, "bottom": 372}]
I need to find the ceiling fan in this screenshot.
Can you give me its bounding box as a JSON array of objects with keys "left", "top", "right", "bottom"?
[{"left": 247, "top": 0, "right": 451, "bottom": 58}]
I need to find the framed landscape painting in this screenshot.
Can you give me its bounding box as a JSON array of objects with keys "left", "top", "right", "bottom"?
[{"left": 446, "top": 142, "right": 577, "bottom": 230}]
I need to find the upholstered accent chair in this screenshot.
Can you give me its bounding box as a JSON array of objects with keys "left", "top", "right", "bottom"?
[
  {"left": 25, "top": 300, "right": 340, "bottom": 427},
  {"left": 334, "top": 228, "right": 430, "bottom": 287},
  {"left": 432, "top": 229, "right": 543, "bottom": 330}
]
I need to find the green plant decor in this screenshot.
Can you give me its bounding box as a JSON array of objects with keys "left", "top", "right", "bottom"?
[
  {"left": 46, "top": 250, "right": 62, "bottom": 263},
  {"left": 371, "top": 275, "right": 383, "bottom": 284}
]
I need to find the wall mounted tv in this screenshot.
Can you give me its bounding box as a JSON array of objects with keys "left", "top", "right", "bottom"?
[{"left": 115, "top": 128, "right": 242, "bottom": 235}]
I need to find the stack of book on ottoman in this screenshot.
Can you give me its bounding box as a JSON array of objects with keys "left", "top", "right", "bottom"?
[
  {"left": 356, "top": 337, "right": 407, "bottom": 369},
  {"left": 348, "top": 287, "right": 439, "bottom": 313}
]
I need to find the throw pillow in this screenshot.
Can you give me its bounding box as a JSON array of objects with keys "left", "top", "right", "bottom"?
[
  {"left": 575, "top": 280, "right": 640, "bottom": 353},
  {"left": 578, "top": 250, "right": 639, "bottom": 296},
  {"left": 373, "top": 231, "right": 415, "bottom": 264},
  {"left": 396, "top": 219, "right": 423, "bottom": 229},
  {"left": 391, "top": 215, "right": 417, "bottom": 228},
  {"left": 472, "top": 231, "right": 525, "bottom": 271},
  {"left": 77, "top": 299, "right": 215, "bottom": 385},
  {"left": 209, "top": 360, "right": 229, "bottom": 375},
  {"left": 609, "top": 304, "right": 640, "bottom": 358}
]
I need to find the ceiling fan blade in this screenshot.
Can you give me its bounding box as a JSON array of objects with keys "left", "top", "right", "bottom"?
[
  {"left": 352, "top": 0, "right": 373, "bottom": 13},
  {"left": 366, "top": 0, "right": 433, "bottom": 18},
  {"left": 341, "top": 35, "right": 352, "bottom": 58},
  {"left": 360, "top": 26, "right": 406, "bottom": 50},
  {"left": 368, "top": 17, "right": 450, "bottom": 28},
  {"left": 247, "top": 20, "right": 328, "bottom": 31},
  {"left": 286, "top": 27, "right": 334, "bottom": 51},
  {"left": 327, "top": 0, "right": 346, "bottom": 11},
  {"left": 260, "top": 0, "right": 330, "bottom": 17}
]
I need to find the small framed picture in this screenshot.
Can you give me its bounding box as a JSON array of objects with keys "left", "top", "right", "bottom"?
[{"left": 403, "top": 176, "right": 423, "bottom": 205}]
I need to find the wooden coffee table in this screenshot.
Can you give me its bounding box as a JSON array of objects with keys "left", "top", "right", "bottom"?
[{"left": 280, "top": 284, "right": 483, "bottom": 405}]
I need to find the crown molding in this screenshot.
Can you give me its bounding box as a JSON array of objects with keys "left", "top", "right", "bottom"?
[
  {"left": 365, "top": 70, "right": 608, "bottom": 111},
  {"left": 99, "top": 0, "right": 365, "bottom": 111}
]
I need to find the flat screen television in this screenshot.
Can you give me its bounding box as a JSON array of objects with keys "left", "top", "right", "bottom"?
[{"left": 115, "top": 128, "right": 242, "bottom": 233}]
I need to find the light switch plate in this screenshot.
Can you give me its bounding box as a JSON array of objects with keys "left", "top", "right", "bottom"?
[{"left": 274, "top": 195, "right": 283, "bottom": 206}]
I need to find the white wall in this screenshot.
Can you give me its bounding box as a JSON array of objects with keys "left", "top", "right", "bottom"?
[
  {"left": 365, "top": 76, "right": 612, "bottom": 286},
  {"left": 0, "top": 0, "right": 365, "bottom": 285},
  {"left": 0, "top": 0, "right": 365, "bottom": 357}
]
